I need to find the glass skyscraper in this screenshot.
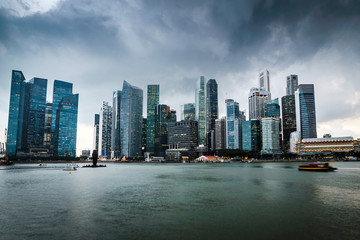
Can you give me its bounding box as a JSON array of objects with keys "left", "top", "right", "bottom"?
[
  {"left": 99, "top": 101, "right": 112, "bottom": 158},
  {"left": 295, "top": 84, "right": 317, "bottom": 139},
  {"left": 248, "top": 88, "right": 270, "bottom": 120},
  {"left": 195, "top": 76, "right": 207, "bottom": 146},
  {"left": 266, "top": 98, "right": 280, "bottom": 118},
  {"left": 146, "top": 85, "right": 159, "bottom": 153},
  {"left": 181, "top": 103, "right": 195, "bottom": 121},
  {"left": 7, "top": 70, "right": 26, "bottom": 157},
  {"left": 112, "top": 90, "right": 122, "bottom": 158},
  {"left": 215, "top": 117, "right": 226, "bottom": 150},
  {"left": 54, "top": 94, "right": 79, "bottom": 157},
  {"left": 259, "top": 69, "right": 270, "bottom": 94},
  {"left": 286, "top": 75, "right": 298, "bottom": 96},
  {"left": 27, "top": 77, "right": 48, "bottom": 150},
  {"left": 206, "top": 79, "right": 218, "bottom": 132},
  {"left": 281, "top": 95, "right": 296, "bottom": 152},
  {"left": 44, "top": 102, "right": 53, "bottom": 149},
  {"left": 93, "top": 114, "right": 100, "bottom": 153},
  {"left": 261, "top": 118, "right": 281, "bottom": 154},
  {"left": 226, "top": 99, "right": 245, "bottom": 149},
  {"left": 242, "top": 120, "right": 261, "bottom": 151},
  {"left": 51, "top": 80, "right": 73, "bottom": 132},
  {"left": 120, "top": 81, "right": 143, "bottom": 158},
  {"left": 155, "top": 104, "right": 176, "bottom": 157}
]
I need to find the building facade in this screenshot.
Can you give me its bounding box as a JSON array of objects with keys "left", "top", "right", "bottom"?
[
  {"left": 215, "top": 117, "right": 226, "bottom": 150},
  {"left": 154, "top": 104, "right": 176, "bottom": 157},
  {"left": 259, "top": 69, "right": 270, "bottom": 93},
  {"left": 261, "top": 118, "right": 281, "bottom": 154},
  {"left": 286, "top": 75, "right": 299, "bottom": 96},
  {"left": 146, "top": 84, "right": 159, "bottom": 153},
  {"left": 111, "top": 90, "right": 122, "bottom": 158},
  {"left": 295, "top": 84, "right": 317, "bottom": 139},
  {"left": 242, "top": 120, "right": 261, "bottom": 151},
  {"left": 120, "top": 81, "right": 143, "bottom": 158},
  {"left": 195, "top": 76, "right": 207, "bottom": 145},
  {"left": 44, "top": 102, "right": 53, "bottom": 149},
  {"left": 181, "top": 103, "right": 195, "bottom": 121},
  {"left": 226, "top": 99, "right": 245, "bottom": 149},
  {"left": 248, "top": 88, "right": 270, "bottom": 120},
  {"left": 266, "top": 98, "right": 280, "bottom": 118},
  {"left": 281, "top": 95, "right": 297, "bottom": 152},
  {"left": 296, "top": 137, "right": 359, "bottom": 154},
  {"left": 99, "top": 101, "right": 112, "bottom": 158},
  {"left": 93, "top": 114, "right": 100, "bottom": 153},
  {"left": 168, "top": 120, "right": 198, "bottom": 150}
]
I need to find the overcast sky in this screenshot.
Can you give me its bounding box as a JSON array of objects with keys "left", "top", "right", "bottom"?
[{"left": 1, "top": 0, "right": 360, "bottom": 155}]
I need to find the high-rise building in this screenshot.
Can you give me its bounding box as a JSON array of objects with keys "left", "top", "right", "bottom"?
[
  {"left": 295, "top": 84, "right": 317, "bottom": 139},
  {"left": 215, "top": 117, "right": 226, "bottom": 150},
  {"left": 281, "top": 95, "right": 296, "bottom": 152},
  {"left": 26, "top": 77, "right": 48, "bottom": 150},
  {"left": 54, "top": 94, "right": 79, "bottom": 157},
  {"left": 266, "top": 98, "right": 280, "bottom": 118},
  {"left": 195, "top": 76, "right": 207, "bottom": 145},
  {"left": 259, "top": 69, "right": 270, "bottom": 93},
  {"left": 261, "top": 118, "right": 281, "bottom": 154},
  {"left": 142, "top": 118, "right": 147, "bottom": 153},
  {"left": 112, "top": 90, "right": 122, "bottom": 158},
  {"left": 286, "top": 75, "right": 299, "bottom": 96},
  {"left": 226, "top": 99, "right": 245, "bottom": 149},
  {"left": 7, "top": 70, "right": 26, "bottom": 157},
  {"left": 120, "top": 81, "right": 143, "bottom": 158},
  {"left": 181, "top": 103, "right": 195, "bottom": 121},
  {"left": 154, "top": 104, "right": 173, "bottom": 157},
  {"left": 242, "top": 120, "right": 261, "bottom": 151},
  {"left": 168, "top": 120, "right": 198, "bottom": 150},
  {"left": 99, "top": 101, "right": 112, "bottom": 158},
  {"left": 206, "top": 79, "right": 218, "bottom": 131},
  {"left": 248, "top": 88, "right": 270, "bottom": 120},
  {"left": 93, "top": 114, "right": 100, "bottom": 153},
  {"left": 44, "top": 102, "right": 53, "bottom": 149},
  {"left": 146, "top": 85, "right": 159, "bottom": 153}
]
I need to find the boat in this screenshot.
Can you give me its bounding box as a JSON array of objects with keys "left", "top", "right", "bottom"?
[
  {"left": 298, "top": 162, "right": 337, "bottom": 171},
  {"left": 63, "top": 164, "right": 78, "bottom": 171}
]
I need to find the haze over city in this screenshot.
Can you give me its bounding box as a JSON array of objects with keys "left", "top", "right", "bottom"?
[{"left": 1, "top": 0, "right": 360, "bottom": 155}]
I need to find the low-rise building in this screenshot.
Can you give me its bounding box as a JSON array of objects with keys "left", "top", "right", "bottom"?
[{"left": 295, "top": 136, "right": 360, "bottom": 153}]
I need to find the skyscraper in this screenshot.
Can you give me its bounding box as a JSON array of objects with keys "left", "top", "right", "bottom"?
[
  {"left": 248, "top": 88, "right": 270, "bottom": 120},
  {"left": 195, "top": 76, "right": 207, "bottom": 145},
  {"left": 261, "top": 118, "right": 281, "bottom": 154},
  {"left": 26, "top": 77, "right": 47, "bottom": 150},
  {"left": 181, "top": 103, "right": 195, "bottom": 121},
  {"left": 168, "top": 120, "right": 198, "bottom": 150},
  {"left": 93, "top": 114, "right": 100, "bottom": 153},
  {"left": 295, "top": 84, "right": 317, "bottom": 139},
  {"left": 154, "top": 104, "right": 175, "bottom": 157},
  {"left": 112, "top": 90, "right": 121, "bottom": 158},
  {"left": 44, "top": 102, "right": 53, "bottom": 149},
  {"left": 242, "top": 120, "right": 261, "bottom": 151},
  {"left": 54, "top": 94, "right": 79, "bottom": 157},
  {"left": 146, "top": 85, "right": 159, "bottom": 153},
  {"left": 7, "top": 70, "right": 26, "bottom": 157},
  {"left": 286, "top": 75, "right": 299, "bottom": 96},
  {"left": 99, "top": 101, "right": 112, "bottom": 158},
  {"left": 215, "top": 117, "right": 226, "bottom": 150},
  {"left": 266, "top": 98, "right": 280, "bottom": 118},
  {"left": 226, "top": 99, "right": 244, "bottom": 149},
  {"left": 206, "top": 79, "right": 218, "bottom": 132},
  {"left": 259, "top": 69, "right": 270, "bottom": 93},
  {"left": 281, "top": 95, "right": 296, "bottom": 152},
  {"left": 120, "top": 81, "right": 143, "bottom": 158}
]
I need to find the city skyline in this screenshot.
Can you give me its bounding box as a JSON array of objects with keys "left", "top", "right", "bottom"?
[{"left": 1, "top": 0, "right": 360, "bottom": 155}]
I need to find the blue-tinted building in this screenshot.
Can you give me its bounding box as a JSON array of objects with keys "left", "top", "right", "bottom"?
[
  {"left": 181, "top": 103, "right": 195, "bottom": 121},
  {"left": 27, "top": 78, "right": 48, "bottom": 150},
  {"left": 112, "top": 91, "right": 122, "bottom": 158},
  {"left": 51, "top": 80, "right": 73, "bottom": 132},
  {"left": 7, "top": 70, "right": 26, "bottom": 156},
  {"left": 120, "top": 81, "right": 143, "bottom": 158},
  {"left": 226, "top": 99, "right": 245, "bottom": 149},
  {"left": 266, "top": 98, "right": 280, "bottom": 118},
  {"left": 295, "top": 84, "right": 317, "bottom": 139},
  {"left": 242, "top": 120, "right": 261, "bottom": 151},
  {"left": 146, "top": 85, "right": 159, "bottom": 153},
  {"left": 195, "top": 76, "right": 207, "bottom": 145},
  {"left": 54, "top": 94, "right": 79, "bottom": 157}
]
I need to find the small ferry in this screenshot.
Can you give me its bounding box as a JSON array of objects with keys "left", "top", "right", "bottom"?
[
  {"left": 298, "top": 162, "right": 337, "bottom": 171},
  {"left": 63, "top": 164, "right": 78, "bottom": 171}
]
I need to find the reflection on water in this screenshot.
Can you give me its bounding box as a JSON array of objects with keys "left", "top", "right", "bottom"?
[{"left": 0, "top": 162, "right": 359, "bottom": 240}]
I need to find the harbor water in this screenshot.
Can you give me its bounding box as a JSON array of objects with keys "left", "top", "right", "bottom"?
[{"left": 1, "top": 162, "right": 359, "bottom": 239}]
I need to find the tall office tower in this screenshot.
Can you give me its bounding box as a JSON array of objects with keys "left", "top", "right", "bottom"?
[
  {"left": 111, "top": 90, "right": 121, "bottom": 158},
  {"left": 259, "top": 69, "right": 270, "bottom": 93},
  {"left": 248, "top": 88, "right": 270, "bottom": 120},
  {"left": 93, "top": 114, "right": 100, "bottom": 153},
  {"left": 99, "top": 101, "right": 112, "bottom": 158},
  {"left": 54, "top": 94, "right": 79, "bottom": 157},
  {"left": 295, "top": 84, "right": 317, "bottom": 139},
  {"left": 43, "top": 102, "right": 53, "bottom": 149},
  {"left": 195, "top": 76, "right": 207, "bottom": 145},
  {"left": 168, "top": 120, "right": 198, "bottom": 150},
  {"left": 266, "top": 98, "right": 280, "bottom": 118},
  {"left": 146, "top": 85, "right": 159, "bottom": 153},
  {"left": 261, "top": 118, "right": 281, "bottom": 154},
  {"left": 242, "top": 120, "right": 261, "bottom": 151},
  {"left": 286, "top": 75, "right": 299, "bottom": 96},
  {"left": 7, "top": 70, "right": 27, "bottom": 157},
  {"left": 120, "top": 81, "right": 143, "bottom": 158},
  {"left": 26, "top": 77, "right": 47, "bottom": 150},
  {"left": 215, "top": 117, "right": 226, "bottom": 150},
  {"left": 206, "top": 79, "right": 218, "bottom": 131},
  {"left": 181, "top": 103, "right": 195, "bottom": 121},
  {"left": 142, "top": 118, "right": 147, "bottom": 153},
  {"left": 226, "top": 99, "right": 244, "bottom": 149},
  {"left": 51, "top": 80, "right": 73, "bottom": 153},
  {"left": 154, "top": 104, "right": 174, "bottom": 157},
  {"left": 281, "top": 95, "right": 296, "bottom": 152}
]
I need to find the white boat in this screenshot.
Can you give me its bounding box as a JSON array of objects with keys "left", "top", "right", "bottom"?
[{"left": 63, "top": 164, "right": 77, "bottom": 171}]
